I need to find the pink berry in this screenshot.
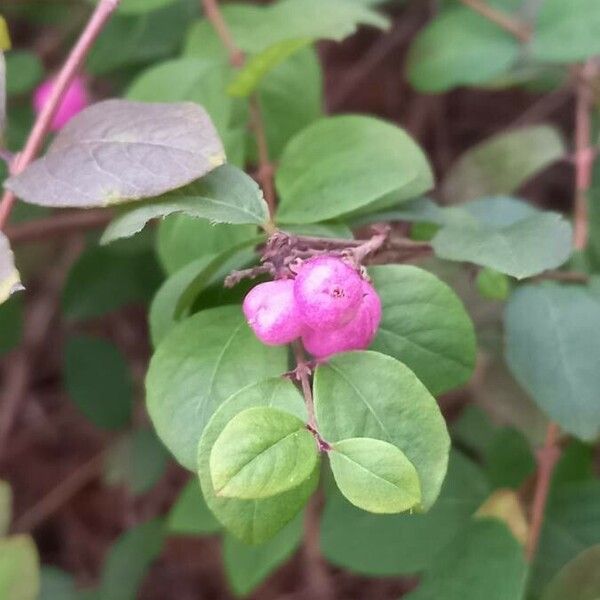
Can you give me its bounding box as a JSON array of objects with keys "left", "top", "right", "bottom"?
[
  {"left": 33, "top": 75, "right": 90, "bottom": 131},
  {"left": 243, "top": 280, "right": 303, "bottom": 346},
  {"left": 294, "top": 256, "right": 363, "bottom": 331},
  {"left": 302, "top": 281, "right": 382, "bottom": 359}
]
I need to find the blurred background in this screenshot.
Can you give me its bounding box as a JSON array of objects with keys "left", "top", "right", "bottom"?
[{"left": 0, "top": 0, "right": 588, "bottom": 598}]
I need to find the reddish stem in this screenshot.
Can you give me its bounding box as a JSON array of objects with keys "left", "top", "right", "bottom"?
[
  {"left": 460, "top": 0, "right": 531, "bottom": 42},
  {"left": 0, "top": 0, "right": 121, "bottom": 230}
]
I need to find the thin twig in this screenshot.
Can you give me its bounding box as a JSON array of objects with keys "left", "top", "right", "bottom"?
[
  {"left": 6, "top": 208, "right": 112, "bottom": 244},
  {"left": 200, "top": 0, "right": 277, "bottom": 227},
  {"left": 292, "top": 341, "right": 318, "bottom": 432},
  {"left": 573, "top": 61, "right": 596, "bottom": 251},
  {"left": 0, "top": 0, "right": 122, "bottom": 230},
  {"left": 525, "top": 423, "right": 560, "bottom": 561},
  {"left": 12, "top": 448, "right": 107, "bottom": 532},
  {"left": 459, "top": 0, "right": 531, "bottom": 42},
  {"left": 200, "top": 0, "right": 244, "bottom": 67}
]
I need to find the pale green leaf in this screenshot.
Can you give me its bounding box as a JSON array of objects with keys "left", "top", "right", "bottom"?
[
  {"left": 98, "top": 519, "right": 164, "bottom": 600},
  {"left": 0, "top": 480, "right": 11, "bottom": 536},
  {"left": 167, "top": 479, "right": 221, "bottom": 536},
  {"left": 442, "top": 126, "right": 565, "bottom": 203},
  {"left": 146, "top": 306, "right": 288, "bottom": 470},
  {"left": 542, "top": 545, "right": 600, "bottom": 600},
  {"left": 210, "top": 406, "right": 318, "bottom": 499},
  {"left": 329, "top": 437, "right": 421, "bottom": 513},
  {"left": 407, "top": 7, "right": 519, "bottom": 93},
  {"left": 100, "top": 165, "right": 269, "bottom": 244},
  {"left": 404, "top": 520, "right": 528, "bottom": 600},
  {"left": 321, "top": 450, "right": 490, "bottom": 576},
  {"left": 476, "top": 267, "right": 511, "bottom": 300},
  {"left": 0, "top": 535, "right": 40, "bottom": 600},
  {"left": 532, "top": 0, "right": 600, "bottom": 64},
  {"left": 223, "top": 512, "right": 303, "bottom": 596},
  {"left": 505, "top": 283, "right": 600, "bottom": 441},
  {"left": 432, "top": 197, "right": 572, "bottom": 279},
  {"left": 314, "top": 351, "right": 450, "bottom": 510},
  {"left": 276, "top": 115, "right": 433, "bottom": 224},
  {"left": 197, "top": 378, "right": 318, "bottom": 544},
  {"left": 369, "top": 265, "right": 476, "bottom": 395}
]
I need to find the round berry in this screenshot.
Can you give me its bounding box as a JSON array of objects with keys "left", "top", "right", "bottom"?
[
  {"left": 294, "top": 256, "right": 363, "bottom": 330},
  {"left": 34, "top": 75, "right": 89, "bottom": 131},
  {"left": 243, "top": 280, "right": 303, "bottom": 346},
  {"left": 302, "top": 281, "right": 382, "bottom": 359}
]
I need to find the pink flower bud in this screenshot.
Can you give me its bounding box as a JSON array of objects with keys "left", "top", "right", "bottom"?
[
  {"left": 302, "top": 281, "right": 382, "bottom": 359},
  {"left": 294, "top": 256, "right": 363, "bottom": 331},
  {"left": 33, "top": 75, "right": 90, "bottom": 131},
  {"left": 243, "top": 280, "right": 304, "bottom": 346}
]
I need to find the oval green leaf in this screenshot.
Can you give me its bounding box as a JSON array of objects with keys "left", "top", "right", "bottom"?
[
  {"left": 369, "top": 265, "right": 476, "bottom": 395},
  {"left": 146, "top": 306, "right": 287, "bottom": 470},
  {"left": 329, "top": 437, "right": 421, "bottom": 514},
  {"left": 314, "top": 351, "right": 450, "bottom": 510},
  {"left": 198, "top": 378, "right": 319, "bottom": 544}
]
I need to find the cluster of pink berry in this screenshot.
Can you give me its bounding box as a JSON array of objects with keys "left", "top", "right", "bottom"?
[
  {"left": 33, "top": 75, "right": 89, "bottom": 131},
  {"left": 243, "top": 256, "right": 381, "bottom": 360}
]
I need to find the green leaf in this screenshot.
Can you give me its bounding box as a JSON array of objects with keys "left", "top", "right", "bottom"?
[
  {"left": 6, "top": 100, "right": 226, "bottom": 208},
  {"left": 0, "top": 52, "right": 5, "bottom": 140},
  {"left": 505, "top": 283, "right": 600, "bottom": 441},
  {"left": 5, "top": 50, "right": 42, "bottom": 95},
  {"left": 39, "top": 567, "right": 77, "bottom": 600},
  {"left": 432, "top": 196, "right": 572, "bottom": 279},
  {"left": 532, "top": 480, "right": 600, "bottom": 595},
  {"left": 0, "top": 535, "right": 40, "bottom": 600},
  {"left": 0, "top": 297, "right": 22, "bottom": 355},
  {"left": 476, "top": 267, "right": 511, "bottom": 300},
  {"left": 542, "top": 545, "right": 600, "bottom": 600},
  {"left": 406, "top": 7, "right": 519, "bottom": 93},
  {"left": 0, "top": 16, "right": 10, "bottom": 50},
  {"left": 442, "top": 126, "right": 565, "bottom": 203},
  {"left": 483, "top": 427, "right": 536, "bottom": 489},
  {"left": 228, "top": 38, "right": 311, "bottom": 97},
  {"left": 62, "top": 243, "right": 162, "bottom": 320},
  {"left": 329, "top": 437, "right": 421, "bottom": 514},
  {"left": 0, "top": 232, "right": 22, "bottom": 306},
  {"left": 197, "top": 378, "right": 318, "bottom": 544},
  {"left": 532, "top": 0, "right": 600, "bottom": 64},
  {"left": 369, "top": 265, "right": 476, "bottom": 395},
  {"left": 223, "top": 512, "right": 303, "bottom": 596},
  {"left": 210, "top": 406, "right": 317, "bottom": 500},
  {"left": 64, "top": 335, "right": 132, "bottom": 430},
  {"left": 146, "top": 305, "right": 288, "bottom": 470},
  {"left": 275, "top": 115, "right": 433, "bottom": 224},
  {"left": 314, "top": 351, "right": 450, "bottom": 510},
  {"left": 321, "top": 450, "right": 490, "bottom": 576},
  {"left": 126, "top": 57, "right": 233, "bottom": 139},
  {"left": 104, "top": 429, "right": 168, "bottom": 495},
  {"left": 157, "top": 215, "right": 257, "bottom": 275},
  {"left": 101, "top": 165, "right": 269, "bottom": 245},
  {"left": 115, "top": 0, "right": 176, "bottom": 15},
  {"left": 0, "top": 480, "right": 11, "bottom": 536},
  {"left": 167, "top": 479, "right": 221, "bottom": 536},
  {"left": 404, "top": 519, "right": 528, "bottom": 600},
  {"left": 257, "top": 46, "right": 323, "bottom": 161},
  {"left": 87, "top": 3, "right": 189, "bottom": 75},
  {"left": 97, "top": 519, "right": 164, "bottom": 600}
]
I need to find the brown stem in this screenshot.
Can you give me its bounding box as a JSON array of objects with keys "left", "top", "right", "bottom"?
[
  {"left": 200, "top": 0, "right": 245, "bottom": 67},
  {"left": 0, "top": 0, "right": 122, "bottom": 230},
  {"left": 200, "top": 0, "right": 277, "bottom": 226},
  {"left": 525, "top": 423, "right": 560, "bottom": 561},
  {"left": 573, "top": 61, "right": 595, "bottom": 251},
  {"left": 459, "top": 0, "right": 531, "bottom": 42},
  {"left": 12, "top": 448, "right": 107, "bottom": 532},
  {"left": 292, "top": 341, "right": 318, "bottom": 432},
  {"left": 249, "top": 96, "right": 276, "bottom": 217},
  {"left": 5, "top": 208, "right": 112, "bottom": 244}
]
